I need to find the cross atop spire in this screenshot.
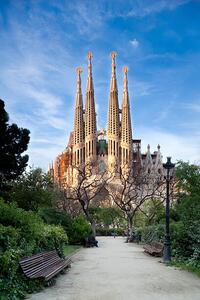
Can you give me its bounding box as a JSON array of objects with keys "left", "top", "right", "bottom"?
[
  {"left": 111, "top": 51, "right": 117, "bottom": 76},
  {"left": 76, "top": 66, "right": 82, "bottom": 75},
  {"left": 88, "top": 51, "right": 93, "bottom": 61},
  {"left": 86, "top": 51, "right": 94, "bottom": 91},
  {"left": 110, "top": 51, "right": 118, "bottom": 92},
  {"left": 111, "top": 51, "right": 117, "bottom": 59}
]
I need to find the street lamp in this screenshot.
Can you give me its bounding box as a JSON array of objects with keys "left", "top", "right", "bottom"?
[{"left": 163, "top": 157, "right": 175, "bottom": 263}]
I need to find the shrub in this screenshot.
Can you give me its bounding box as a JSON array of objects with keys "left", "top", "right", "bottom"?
[
  {"left": 39, "top": 207, "right": 73, "bottom": 242},
  {"left": 96, "top": 227, "right": 124, "bottom": 236},
  {"left": 0, "top": 199, "right": 68, "bottom": 299},
  {"left": 138, "top": 224, "right": 165, "bottom": 244},
  {"left": 69, "top": 215, "right": 92, "bottom": 245}
]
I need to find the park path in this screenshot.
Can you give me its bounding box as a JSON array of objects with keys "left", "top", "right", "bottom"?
[{"left": 30, "top": 237, "right": 200, "bottom": 300}]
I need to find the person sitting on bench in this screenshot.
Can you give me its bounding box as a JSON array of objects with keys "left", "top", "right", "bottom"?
[{"left": 85, "top": 235, "right": 98, "bottom": 247}]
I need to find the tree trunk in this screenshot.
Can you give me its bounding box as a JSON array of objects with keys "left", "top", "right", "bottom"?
[
  {"left": 91, "top": 221, "right": 96, "bottom": 237},
  {"left": 83, "top": 208, "right": 96, "bottom": 237},
  {"left": 126, "top": 215, "right": 133, "bottom": 242}
]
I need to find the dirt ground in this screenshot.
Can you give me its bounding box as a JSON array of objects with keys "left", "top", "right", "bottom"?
[{"left": 29, "top": 237, "right": 200, "bottom": 300}]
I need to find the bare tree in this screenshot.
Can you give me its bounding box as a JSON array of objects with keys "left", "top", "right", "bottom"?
[
  {"left": 63, "top": 162, "right": 111, "bottom": 236},
  {"left": 108, "top": 168, "right": 165, "bottom": 241},
  {"left": 55, "top": 185, "right": 82, "bottom": 217}
]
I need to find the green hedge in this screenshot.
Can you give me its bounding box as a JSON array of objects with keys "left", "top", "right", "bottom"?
[
  {"left": 0, "top": 199, "right": 68, "bottom": 299},
  {"left": 39, "top": 208, "right": 92, "bottom": 245},
  {"left": 69, "top": 215, "right": 92, "bottom": 245},
  {"left": 96, "top": 227, "right": 124, "bottom": 236}
]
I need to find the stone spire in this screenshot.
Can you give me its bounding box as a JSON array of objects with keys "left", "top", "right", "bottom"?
[
  {"left": 145, "top": 144, "right": 153, "bottom": 173},
  {"left": 121, "top": 66, "right": 132, "bottom": 170},
  {"left": 85, "top": 52, "right": 97, "bottom": 162},
  {"left": 107, "top": 51, "right": 120, "bottom": 173},
  {"left": 73, "top": 67, "right": 85, "bottom": 166}
]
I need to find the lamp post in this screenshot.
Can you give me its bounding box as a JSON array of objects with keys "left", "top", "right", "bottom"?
[{"left": 163, "top": 157, "right": 175, "bottom": 263}]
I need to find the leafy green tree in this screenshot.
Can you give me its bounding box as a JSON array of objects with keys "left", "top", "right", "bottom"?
[
  {"left": 0, "top": 99, "right": 30, "bottom": 193},
  {"left": 171, "top": 162, "right": 200, "bottom": 261},
  {"left": 10, "top": 168, "right": 56, "bottom": 211},
  {"left": 176, "top": 160, "right": 200, "bottom": 195},
  {"left": 70, "top": 215, "right": 92, "bottom": 245},
  {"left": 100, "top": 207, "right": 124, "bottom": 228},
  {"left": 89, "top": 207, "right": 124, "bottom": 229},
  {"left": 39, "top": 207, "right": 74, "bottom": 239},
  {"left": 138, "top": 199, "right": 165, "bottom": 226}
]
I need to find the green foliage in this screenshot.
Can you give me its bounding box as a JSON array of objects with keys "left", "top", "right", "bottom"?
[
  {"left": 170, "top": 261, "right": 200, "bottom": 278},
  {"left": 171, "top": 162, "right": 200, "bottom": 267},
  {"left": 0, "top": 199, "right": 68, "bottom": 299},
  {"left": 9, "top": 168, "right": 56, "bottom": 211},
  {"left": 171, "top": 195, "right": 200, "bottom": 262},
  {"left": 137, "top": 161, "right": 200, "bottom": 275},
  {"left": 138, "top": 224, "right": 165, "bottom": 244},
  {"left": 175, "top": 161, "right": 200, "bottom": 195},
  {"left": 39, "top": 208, "right": 90, "bottom": 245},
  {"left": 89, "top": 206, "right": 124, "bottom": 229},
  {"left": 134, "top": 200, "right": 165, "bottom": 227},
  {"left": 39, "top": 207, "right": 73, "bottom": 238},
  {"left": 69, "top": 215, "right": 92, "bottom": 245},
  {"left": 96, "top": 227, "right": 124, "bottom": 236},
  {"left": 0, "top": 99, "right": 30, "bottom": 193}
]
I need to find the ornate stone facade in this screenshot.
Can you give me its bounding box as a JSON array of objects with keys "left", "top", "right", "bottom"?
[{"left": 50, "top": 52, "right": 163, "bottom": 187}]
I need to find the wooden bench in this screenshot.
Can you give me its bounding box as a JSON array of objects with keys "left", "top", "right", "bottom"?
[
  {"left": 19, "top": 250, "right": 71, "bottom": 281},
  {"left": 143, "top": 241, "right": 163, "bottom": 257}
]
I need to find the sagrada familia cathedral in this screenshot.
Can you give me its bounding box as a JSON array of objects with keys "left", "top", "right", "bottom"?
[{"left": 49, "top": 52, "right": 163, "bottom": 187}]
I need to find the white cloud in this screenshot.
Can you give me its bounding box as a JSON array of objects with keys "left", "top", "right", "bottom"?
[
  {"left": 184, "top": 102, "right": 200, "bottom": 113},
  {"left": 127, "top": 0, "right": 191, "bottom": 17},
  {"left": 130, "top": 38, "right": 139, "bottom": 48},
  {"left": 131, "top": 80, "right": 154, "bottom": 97}
]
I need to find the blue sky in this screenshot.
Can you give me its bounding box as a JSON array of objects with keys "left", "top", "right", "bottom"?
[{"left": 0, "top": 0, "right": 200, "bottom": 169}]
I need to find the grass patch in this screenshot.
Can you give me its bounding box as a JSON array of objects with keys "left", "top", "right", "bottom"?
[
  {"left": 170, "top": 261, "right": 200, "bottom": 278},
  {"left": 63, "top": 245, "right": 81, "bottom": 257}
]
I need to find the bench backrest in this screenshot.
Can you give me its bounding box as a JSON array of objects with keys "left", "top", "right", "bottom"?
[
  {"left": 19, "top": 250, "right": 60, "bottom": 277},
  {"left": 151, "top": 241, "right": 163, "bottom": 250}
]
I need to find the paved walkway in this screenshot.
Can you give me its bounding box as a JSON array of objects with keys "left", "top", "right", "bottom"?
[{"left": 30, "top": 237, "right": 200, "bottom": 300}]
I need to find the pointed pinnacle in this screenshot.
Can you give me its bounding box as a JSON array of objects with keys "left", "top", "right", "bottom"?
[
  {"left": 88, "top": 51, "right": 93, "bottom": 61},
  {"left": 111, "top": 51, "right": 117, "bottom": 60},
  {"left": 110, "top": 51, "right": 118, "bottom": 92},
  {"left": 76, "top": 66, "right": 82, "bottom": 75},
  {"left": 123, "top": 66, "right": 128, "bottom": 92},
  {"left": 111, "top": 51, "right": 117, "bottom": 75},
  {"left": 86, "top": 52, "right": 94, "bottom": 91},
  {"left": 123, "top": 66, "right": 128, "bottom": 74},
  {"left": 87, "top": 51, "right": 92, "bottom": 75}
]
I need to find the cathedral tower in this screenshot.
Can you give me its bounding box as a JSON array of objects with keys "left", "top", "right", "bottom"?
[
  {"left": 107, "top": 52, "right": 120, "bottom": 173},
  {"left": 121, "top": 66, "right": 133, "bottom": 171},
  {"left": 73, "top": 67, "right": 85, "bottom": 166},
  {"left": 85, "top": 52, "right": 97, "bottom": 163}
]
